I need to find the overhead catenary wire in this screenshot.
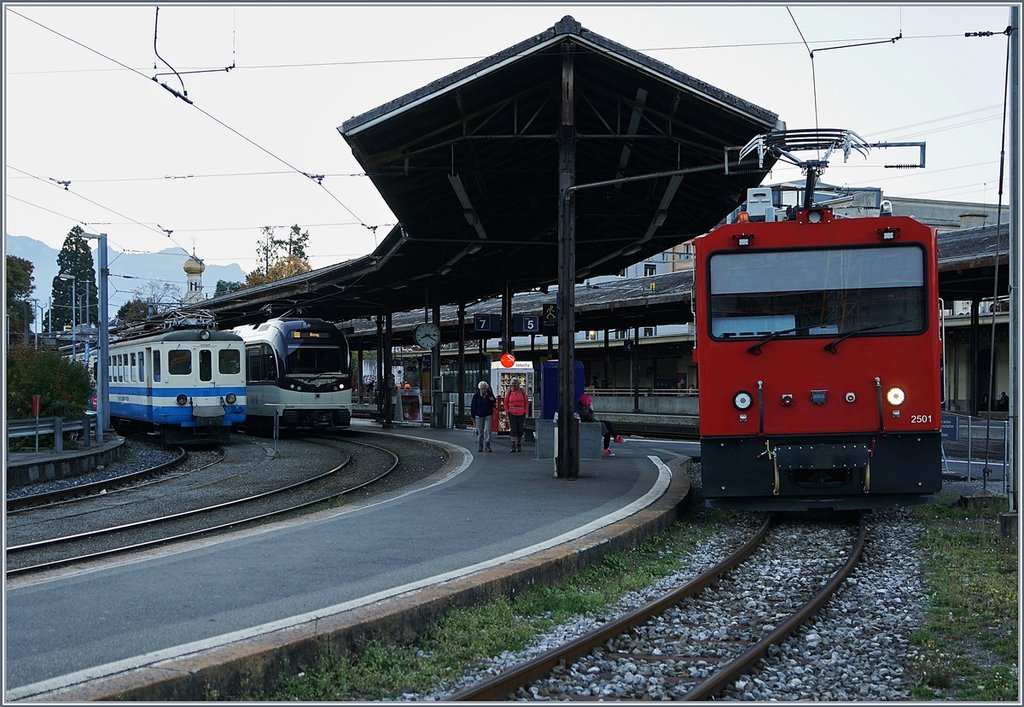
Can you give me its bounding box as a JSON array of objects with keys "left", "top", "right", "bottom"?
[{"left": 5, "top": 7, "right": 379, "bottom": 236}]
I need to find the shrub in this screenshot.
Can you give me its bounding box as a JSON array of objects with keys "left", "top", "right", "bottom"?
[{"left": 6, "top": 345, "right": 93, "bottom": 420}]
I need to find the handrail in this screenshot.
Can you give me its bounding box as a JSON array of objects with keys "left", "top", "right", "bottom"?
[{"left": 8, "top": 415, "right": 98, "bottom": 453}]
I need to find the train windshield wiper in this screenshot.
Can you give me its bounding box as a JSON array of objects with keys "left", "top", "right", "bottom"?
[
  {"left": 746, "top": 326, "right": 801, "bottom": 355},
  {"left": 824, "top": 319, "right": 912, "bottom": 353}
]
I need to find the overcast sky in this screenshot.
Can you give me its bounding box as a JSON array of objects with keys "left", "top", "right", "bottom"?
[{"left": 4, "top": 2, "right": 1017, "bottom": 280}]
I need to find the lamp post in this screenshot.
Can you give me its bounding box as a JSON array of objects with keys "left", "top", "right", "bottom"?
[
  {"left": 81, "top": 232, "right": 109, "bottom": 443},
  {"left": 58, "top": 273, "right": 76, "bottom": 362}
]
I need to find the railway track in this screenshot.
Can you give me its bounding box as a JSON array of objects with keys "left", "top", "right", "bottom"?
[
  {"left": 5, "top": 435, "right": 401, "bottom": 576},
  {"left": 449, "top": 512, "right": 865, "bottom": 701}
]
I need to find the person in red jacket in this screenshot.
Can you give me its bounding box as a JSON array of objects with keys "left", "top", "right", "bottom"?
[{"left": 504, "top": 377, "right": 530, "bottom": 453}]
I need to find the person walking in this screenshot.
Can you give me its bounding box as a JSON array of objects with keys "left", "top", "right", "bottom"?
[
  {"left": 577, "top": 393, "right": 623, "bottom": 456},
  {"left": 504, "top": 377, "right": 529, "bottom": 453},
  {"left": 471, "top": 380, "right": 497, "bottom": 452}
]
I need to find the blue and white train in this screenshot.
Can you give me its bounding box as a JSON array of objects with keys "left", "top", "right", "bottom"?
[
  {"left": 231, "top": 317, "right": 353, "bottom": 431},
  {"left": 102, "top": 327, "right": 247, "bottom": 444}
]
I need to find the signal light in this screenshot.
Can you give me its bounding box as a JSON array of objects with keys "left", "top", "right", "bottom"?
[
  {"left": 733, "top": 391, "right": 753, "bottom": 410},
  {"left": 886, "top": 387, "right": 906, "bottom": 405},
  {"left": 176, "top": 394, "right": 188, "bottom": 405},
  {"left": 225, "top": 393, "right": 237, "bottom": 404}
]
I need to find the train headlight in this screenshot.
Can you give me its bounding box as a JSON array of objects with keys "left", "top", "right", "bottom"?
[
  {"left": 886, "top": 387, "right": 906, "bottom": 406},
  {"left": 733, "top": 391, "right": 753, "bottom": 410},
  {"left": 199, "top": 329, "right": 211, "bottom": 340},
  {"left": 176, "top": 394, "right": 188, "bottom": 406},
  {"left": 225, "top": 393, "right": 237, "bottom": 404}
]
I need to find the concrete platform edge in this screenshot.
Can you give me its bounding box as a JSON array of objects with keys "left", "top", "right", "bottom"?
[{"left": 22, "top": 459, "right": 694, "bottom": 702}]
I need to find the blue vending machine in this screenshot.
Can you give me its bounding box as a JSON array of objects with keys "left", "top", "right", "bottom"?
[{"left": 540, "top": 360, "right": 585, "bottom": 419}]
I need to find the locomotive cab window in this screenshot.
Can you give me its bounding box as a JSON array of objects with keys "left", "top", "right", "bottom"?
[
  {"left": 168, "top": 349, "right": 192, "bottom": 375},
  {"left": 219, "top": 348, "right": 241, "bottom": 375},
  {"left": 708, "top": 245, "right": 926, "bottom": 340}
]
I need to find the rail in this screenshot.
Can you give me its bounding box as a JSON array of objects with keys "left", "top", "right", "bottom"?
[{"left": 8, "top": 415, "right": 99, "bottom": 453}]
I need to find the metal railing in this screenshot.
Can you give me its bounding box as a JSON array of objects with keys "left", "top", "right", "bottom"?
[
  {"left": 941, "top": 412, "right": 1010, "bottom": 492},
  {"left": 7, "top": 414, "right": 99, "bottom": 453}
]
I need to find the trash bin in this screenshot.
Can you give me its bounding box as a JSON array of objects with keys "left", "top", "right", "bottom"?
[{"left": 443, "top": 401, "right": 455, "bottom": 429}]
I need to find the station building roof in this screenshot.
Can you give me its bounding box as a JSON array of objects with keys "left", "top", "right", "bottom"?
[
  {"left": 195, "top": 15, "right": 781, "bottom": 329},
  {"left": 342, "top": 222, "right": 1010, "bottom": 346}
]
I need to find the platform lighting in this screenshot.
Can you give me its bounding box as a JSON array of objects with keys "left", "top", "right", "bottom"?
[{"left": 57, "top": 274, "right": 76, "bottom": 361}]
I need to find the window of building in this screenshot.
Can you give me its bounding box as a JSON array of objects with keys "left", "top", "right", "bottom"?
[{"left": 644, "top": 264, "right": 657, "bottom": 277}]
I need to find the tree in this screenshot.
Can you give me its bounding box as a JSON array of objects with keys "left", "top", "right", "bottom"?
[
  {"left": 246, "top": 224, "right": 313, "bottom": 286},
  {"left": 283, "top": 224, "right": 310, "bottom": 260},
  {"left": 50, "top": 225, "right": 97, "bottom": 332},
  {"left": 116, "top": 298, "right": 150, "bottom": 322},
  {"left": 128, "top": 281, "right": 183, "bottom": 316},
  {"left": 6, "top": 255, "right": 35, "bottom": 344},
  {"left": 214, "top": 280, "right": 245, "bottom": 297}
]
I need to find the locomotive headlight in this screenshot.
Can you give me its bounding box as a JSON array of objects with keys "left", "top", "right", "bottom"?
[
  {"left": 176, "top": 394, "right": 188, "bottom": 406},
  {"left": 225, "top": 393, "right": 237, "bottom": 404},
  {"left": 807, "top": 209, "right": 823, "bottom": 224},
  {"left": 733, "top": 391, "right": 753, "bottom": 410},
  {"left": 886, "top": 387, "right": 906, "bottom": 406}
]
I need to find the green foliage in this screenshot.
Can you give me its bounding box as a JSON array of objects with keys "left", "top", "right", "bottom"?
[
  {"left": 910, "top": 493, "right": 1019, "bottom": 701},
  {"left": 116, "top": 298, "right": 151, "bottom": 322},
  {"left": 6, "top": 345, "right": 94, "bottom": 419},
  {"left": 214, "top": 280, "right": 245, "bottom": 297},
  {"left": 50, "top": 225, "right": 97, "bottom": 331},
  {"left": 6, "top": 255, "right": 35, "bottom": 344},
  {"left": 247, "top": 224, "right": 313, "bottom": 285}
]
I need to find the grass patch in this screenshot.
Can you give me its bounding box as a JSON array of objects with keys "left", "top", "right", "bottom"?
[
  {"left": 909, "top": 493, "right": 1018, "bottom": 701},
  {"left": 244, "top": 511, "right": 729, "bottom": 701}
]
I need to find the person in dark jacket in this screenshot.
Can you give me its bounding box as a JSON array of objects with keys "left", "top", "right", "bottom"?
[
  {"left": 577, "top": 394, "right": 623, "bottom": 456},
  {"left": 471, "top": 380, "right": 497, "bottom": 452}
]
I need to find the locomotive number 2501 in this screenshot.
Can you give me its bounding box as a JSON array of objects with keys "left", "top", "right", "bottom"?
[{"left": 910, "top": 414, "right": 933, "bottom": 424}]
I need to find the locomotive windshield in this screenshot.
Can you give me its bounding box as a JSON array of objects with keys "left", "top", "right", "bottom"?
[
  {"left": 285, "top": 342, "right": 347, "bottom": 374},
  {"left": 708, "top": 245, "right": 926, "bottom": 340}
]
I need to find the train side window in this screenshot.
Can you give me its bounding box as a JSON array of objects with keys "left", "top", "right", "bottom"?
[
  {"left": 139, "top": 351, "right": 146, "bottom": 382},
  {"left": 153, "top": 350, "right": 161, "bottom": 382},
  {"left": 260, "top": 343, "right": 277, "bottom": 381},
  {"left": 168, "top": 349, "right": 192, "bottom": 375},
  {"left": 219, "top": 348, "right": 241, "bottom": 375},
  {"left": 246, "top": 346, "right": 261, "bottom": 383},
  {"left": 130, "top": 352, "right": 137, "bottom": 382},
  {"left": 199, "top": 349, "right": 213, "bottom": 381}
]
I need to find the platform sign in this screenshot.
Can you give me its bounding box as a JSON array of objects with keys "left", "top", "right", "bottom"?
[
  {"left": 474, "top": 313, "right": 501, "bottom": 334},
  {"left": 940, "top": 414, "right": 959, "bottom": 440},
  {"left": 513, "top": 314, "right": 539, "bottom": 334}
]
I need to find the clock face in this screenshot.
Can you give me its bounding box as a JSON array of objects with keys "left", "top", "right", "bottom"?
[{"left": 415, "top": 323, "right": 441, "bottom": 348}]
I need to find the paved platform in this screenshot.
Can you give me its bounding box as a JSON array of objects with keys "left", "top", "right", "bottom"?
[
  {"left": 4, "top": 420, "right": 693, "bottom": 702},
  {"left": 6, "top": 435, "right": 127, "bottom": 489}
]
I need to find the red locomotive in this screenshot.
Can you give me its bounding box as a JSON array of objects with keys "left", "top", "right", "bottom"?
[{"left": 693, "top": 175, "right": 943, "bottom": 510}]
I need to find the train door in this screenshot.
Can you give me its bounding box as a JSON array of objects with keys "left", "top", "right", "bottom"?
[{"left": 145, "top": 347, "right": 154, "bottom": 420}]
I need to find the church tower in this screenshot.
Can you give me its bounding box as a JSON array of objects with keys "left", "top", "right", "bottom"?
[{"left": 182, "top": 250, "right": 206, "bottom": 305}]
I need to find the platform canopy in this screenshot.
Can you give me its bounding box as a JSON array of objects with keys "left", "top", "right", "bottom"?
[{"left": 197, "top": 15, "right": 781, "bottom": 329}]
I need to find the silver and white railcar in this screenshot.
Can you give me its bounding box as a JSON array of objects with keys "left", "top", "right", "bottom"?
[{"left": 232, "top": 317, "right": 353, "bottom": 431}]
